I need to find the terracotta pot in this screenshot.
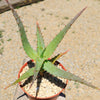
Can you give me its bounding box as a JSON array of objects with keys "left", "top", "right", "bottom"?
[{"left": 18, "top": 60, "right": 68, "bottom": 100}]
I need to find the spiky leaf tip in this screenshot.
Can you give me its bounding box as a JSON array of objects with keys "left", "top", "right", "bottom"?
[
  {"left": 42, "top": 7, "right": 87, "bottom": 59},
  {"left": 36, "top": 22, "right": 45, "bottom": 56},
  {"left": 43, "top": 61, "right": 100, "bottom": 90},
  {"left": 4, "top": 67, "right": 35, "bottom": 89}
]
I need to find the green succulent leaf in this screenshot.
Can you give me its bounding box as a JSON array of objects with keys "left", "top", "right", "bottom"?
[
  {"left": 43, "top": 61, "right": 100, "bottom": 90},
  {"left": 29, "top": 57, "right": 44, "bottom": 88},
  {"left": 42, "top": 7, "right": 87, "bottom": 59},
  {"left": 6, "top": 0, "right": 38, "bottom": 60},
  {"left": 5, "top": 67, "right": 35, "bottom": 89},
  {"left": 36, "top": 22, "right": 45, "bottom": 57}
]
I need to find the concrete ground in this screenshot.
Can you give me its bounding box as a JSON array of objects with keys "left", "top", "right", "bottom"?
[{"left": 0, "top": 0, "right": 100, "bottom": 100}]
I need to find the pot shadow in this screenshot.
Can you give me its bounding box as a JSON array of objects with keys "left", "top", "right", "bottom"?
[
  {"left": 20, "top": 60, "right": 66, "bottom": 98},
  {"left": 17, "top": 93, "right": 28, "bottom": 99}
]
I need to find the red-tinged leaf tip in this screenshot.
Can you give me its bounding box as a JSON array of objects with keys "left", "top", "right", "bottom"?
[
  {"left": 61, "top": 49, "right": 70, "bottom": 56},
  {"left": 52, "top": 49, "right": 69, "bottom": 64},
  {"left": 78, "top": 7, "right": 87, "bottom": 17},
  {"left": 36, "top": 21, "right": 39, "bottom": 26},
  {"left": 36, "top": 22, "right": 40, "bottom": 29},
  {"left": 36, "top": 22, "right": 42, "bottom": 34},
  {"left": 58, "top": 49, "right": 69, "bottom": 59},
  {"left": 4, "top": 84, "right": 11, "bottom": 89}
]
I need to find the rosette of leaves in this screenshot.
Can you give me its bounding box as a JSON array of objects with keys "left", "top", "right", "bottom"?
[{"left": 5, "top": 0, "right": 100, "bottom": 90}]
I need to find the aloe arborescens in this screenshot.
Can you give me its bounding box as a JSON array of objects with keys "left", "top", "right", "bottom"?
[{"left": 5, "top": 0, "right": 100, "bottom": 91}]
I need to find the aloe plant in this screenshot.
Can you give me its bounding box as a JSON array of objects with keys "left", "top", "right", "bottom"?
[{"left": 5, "top": 0, "right": 100, "bottom": 91}]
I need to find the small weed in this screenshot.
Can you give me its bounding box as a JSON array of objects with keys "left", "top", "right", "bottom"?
[
  {"left": 17, "top": 30, "right": 19, "bottom": 33},
  {"left": 20, "top": 47, "right": 23, "bottom": 49},
  {"left": 0, "top": 33, "right": 3, "bottom": 38},
  {"left": 44, "top": 27, "right": 46, "bottom": 30},
  {"left": 2, "top": 21, "right": 6, "bottom": 24},
  {"left": 7, "top": 38, "right": 12, "bottom": 41},
  {"left": 0, "top": 47, "right": 4, "bottom": 55},
  {"left": 41, "top": 8, "right": 45, "bottom": 11},
  {"left": 0, "top": 30, "right": 3, "bottom": 38},
  {"left": 64, "top": 17, "right": 69, "bottom": 20},
  {"left": 0, "top": 39, "right": 4, "bottom": 43},
  {"left": 55, "top": 15, "right": 59, "bottom": 18},
  {"left": 0, "top": 30, "right": 4, "bottom": 44},
  {"left": 72, "top": 31, "right": 75, "bottom": 33},
  {"left": 16, "top": 6, "right": 20, "bottom": 9}
]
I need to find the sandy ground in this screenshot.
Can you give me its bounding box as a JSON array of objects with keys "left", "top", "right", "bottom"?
[{"left": 0, "top": 0, "right": 100, "bottom": 100}]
